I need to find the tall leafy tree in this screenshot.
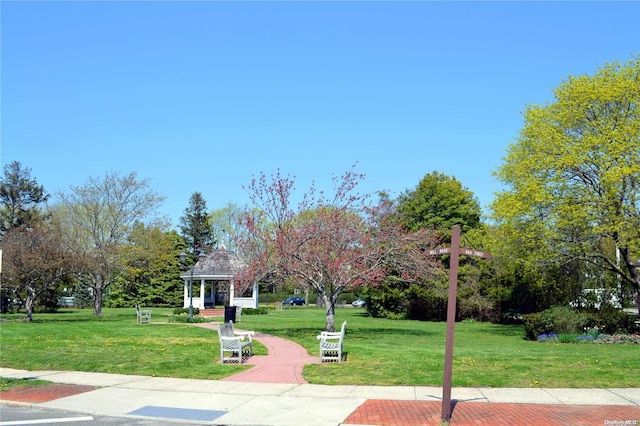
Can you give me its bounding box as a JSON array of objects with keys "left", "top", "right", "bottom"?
[
  {"left": 209, "top": 202, "right": 243, "bottom": 252},
  {"left": 492, "top": 56, "right": 640, "bottom": 312},
  {"left": 56, "top": 171, "right": 165, "bottom": 315},
  {"left": 0, "top": 161, "right": 49, "bottom": 238},
  {"left": 179, "top": 192, "right": 214, "bottom": 254},
  {"left": 110, "top": 225, "right": 185, "bottom": 307},
  {"left": 396, "top": 171, "right": 481, "bottom": 239}
]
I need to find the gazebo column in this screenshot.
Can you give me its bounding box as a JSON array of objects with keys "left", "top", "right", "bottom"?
[
  {"left": 183, "top": 279, "right": 189, "bottom": 308},
  {"left": 252, "top": 281, "right": 259, "bottom": 308},
  {"left": 199, "top": 279, "right": 205, "bottom": 309},
  {"left": 229, "top": 279, "right": 235, "bottom": 306}
]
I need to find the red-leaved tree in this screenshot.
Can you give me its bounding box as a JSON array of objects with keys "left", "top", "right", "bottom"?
[{"left": 237, "top": 166, "right": 441, "bottom": 331}]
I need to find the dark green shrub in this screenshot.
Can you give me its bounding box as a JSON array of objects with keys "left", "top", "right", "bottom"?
[
  {"left": 586, "top": 305, "right": 639, "bottom": 334},
  {"left": 358, "top": 280, "right": 408, "bottom": 320},
  {"left": 242, "top": 307, "right": 270, "bottom": 315},
  {"left": 523, "top": 306, "right": 588, "bottom": 340},
  {"left": 522, "top": 312, "right": 545, "bottom": 340},
  {"left": 406, "top": 286, "right": 448, "bottom": 321}
]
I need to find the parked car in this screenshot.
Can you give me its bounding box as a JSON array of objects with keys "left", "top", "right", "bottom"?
[
  {"left": 283, "top": 296, "right": 305, "bottom": 306},
  {"left": 352, "top": 298, "right": 366, "bottom": 308}
]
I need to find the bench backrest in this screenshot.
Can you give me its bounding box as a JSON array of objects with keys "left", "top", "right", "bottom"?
[
  {"left": 338, "top": 321, "right": 347, "bottom": 341},
  {"left": 218, "top": 322, "right": 235, "bottom": 338}
]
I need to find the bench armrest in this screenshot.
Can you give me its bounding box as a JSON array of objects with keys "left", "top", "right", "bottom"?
[
  {"left": 317, "top": 333, "right": 341, "bottom": 340},
  {"left": 318, "top": 331, "right": 341, "bottom": 336},
  {"left": 220, "top": 335, "right": 247, "bottom": 342}
]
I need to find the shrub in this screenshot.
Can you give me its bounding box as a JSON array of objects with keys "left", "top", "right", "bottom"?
[
  {"left": 242, "top": 307, "right": 270, "bottom": 315},
  {"left": 406, "top": 287, "right": 447, "bottom": 321},
  {"left": 358, "top": 280, "right": 408, "bottom": 320},
  {"left": 585, "top": 305, "right": 639, "bottom": 334},
  {"left": 523, "top": 306, "right": 588, "bottom": 340},
  {"left": 167, "top": 312, "right": 206, "bottom": 323},
  {"left": 172, "top": 307, "right": 200, "bottom": 315}
]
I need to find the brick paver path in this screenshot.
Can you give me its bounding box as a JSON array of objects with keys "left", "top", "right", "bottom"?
[
  {"left": 345, "top": 399, "right": 640, "bottom": 425},
  {"left": 194, "top": 323, "right": 319, "bottom": 384},
  {"left": 0, "top": 384, "right": 96, "bottom": 403}
]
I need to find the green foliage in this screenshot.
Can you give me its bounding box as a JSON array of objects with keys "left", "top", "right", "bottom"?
[
  {"left": 167, "top": 312, "right": 206, "bottom": 323},
  {"left": 172, "top": 307, "right": 200, "bottom": 315},
  {"left": 208, "top": 203, "right": 243, "bottom": 253},
  {"left": 242, "top": 307, "right": 270, "bottom": 315},
  {"left": 585, "top": 305, "right": 640, "bottom": 334},
  {"left": 1, "top": 377, "right": 52, "bottom": 391},
  {"left": 406, "top": 286, "right": 448, "bottom": 321},
  {"left": 396, "top": 171, "right": 482, "bottom": 237},
  {"left": 55, "top": 171, "right": 166, "bottom": 316},
  {"left": 0, "top": 161, "right": 50, "bottom": 238},
  {"left": 72, "top": 284, "right": 93, "bottom": 309},
  {"left": 179, "top": 192, "right": 215, "bottom": 252},
  {"left": 523, "top": 306, "right": 589, "bottom": 340},
  {"left": 108, "top": 227, "right": 185, "bottom": 308},
  {"left": 358, "top": 278, "right": 409, "bottom": 320},
  {"left": 492, "top": 55, "right": 640, "bottom": 313}
]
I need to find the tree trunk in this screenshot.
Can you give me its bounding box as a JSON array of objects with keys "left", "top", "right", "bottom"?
[
  {"left": 93, "top": 274, "right": 104, "bottom": 316},
  {"left": 322, "top": 293, "right": 336, "bottom": 332},
  {"left": 623, "top": 251, "right": 640, "bottom": 315},
  {"left": 24, "top": 296, "right": 34, "bottom": 322}
]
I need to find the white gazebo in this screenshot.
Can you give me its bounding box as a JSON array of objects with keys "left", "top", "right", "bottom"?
[{"left": 180, "top": 246, "right": 258, "bottom": 309}]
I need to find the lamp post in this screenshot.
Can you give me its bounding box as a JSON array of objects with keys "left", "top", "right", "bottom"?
[{"left": 180, "top": 250, "right": 206, "bottom": 321}]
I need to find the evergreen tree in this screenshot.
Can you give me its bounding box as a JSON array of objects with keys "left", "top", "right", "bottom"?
[
  {"left": 0, "top": 161, "right": 49, "bottom": 238},
  {"left": 179, "top": 192, "right": 214, "bottom": 253}
]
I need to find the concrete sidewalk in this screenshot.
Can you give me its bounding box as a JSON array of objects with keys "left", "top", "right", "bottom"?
[{"left": 1, "top": 368, "right": 640, "bottom": 425}]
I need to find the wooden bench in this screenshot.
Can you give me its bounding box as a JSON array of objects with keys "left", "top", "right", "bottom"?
[
  {"left": 217, "top": 321, "right": 255, "bottom": 364},
  {"left": 136, "top": 305, "right": 151, "bottom": 324},
  {"left": 317, "top": 320, "right": 347, "bottom": 362}
]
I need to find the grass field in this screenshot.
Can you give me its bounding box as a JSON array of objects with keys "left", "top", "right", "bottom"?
[{"left": 1, "top": 307, "right": 638, "bottom": 388}]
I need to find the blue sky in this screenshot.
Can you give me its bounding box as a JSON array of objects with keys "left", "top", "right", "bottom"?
[{"left": 2, "top": 1, "right": 639, "bottom": 228}]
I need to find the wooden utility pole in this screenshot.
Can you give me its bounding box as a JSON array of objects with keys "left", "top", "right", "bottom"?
[{"left": 427, "top": 225, "right": 491, "bottom": 423}]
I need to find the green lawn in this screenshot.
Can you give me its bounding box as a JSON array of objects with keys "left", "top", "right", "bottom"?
[{"left": 1, "top": 307, "right": 638, "bottom": 388}]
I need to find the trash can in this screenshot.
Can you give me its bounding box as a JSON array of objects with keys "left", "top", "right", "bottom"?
[{"left": 224, "top": 305, "right": 237, "bottom": 324}]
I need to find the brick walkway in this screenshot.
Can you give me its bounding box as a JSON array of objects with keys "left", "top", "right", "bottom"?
[
  {"left": 0, "top": 384, "right": 96, "bottom": 403},
  {"left": 220, "top": 332, "right": 319, "bottom": 384},
  {"left": 344, "top": 399, "right": 640, "bottom": 425},
  {"left": 194, "top": 322, "right": 320, "bottom": 384}
]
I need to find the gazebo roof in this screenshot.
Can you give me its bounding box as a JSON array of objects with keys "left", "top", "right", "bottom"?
[{"left": 180, "top": 246, "right": 247, "bottom": 279}]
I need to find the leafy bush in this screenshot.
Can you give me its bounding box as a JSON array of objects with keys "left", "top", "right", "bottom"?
[
  {"left": 242, "top": 307, "right": 270, "bottom": 315},
  {"left": 585, "top": 305, "right": 639, "bottom": 334},
  {"left": 167, "top": 312, "right": 206, "bottom": 323},
  {"left": 172, "top": 307, "right": 200, "bottom": 315},
  {"left": 358, "top": 280, "right": 408, "bottom": 320},
  {"left": 405, "top": 286, "right": 447, "bottom": 321},
  {"left": 523, "top": 306, "right": 588, "bottom": 340}
]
